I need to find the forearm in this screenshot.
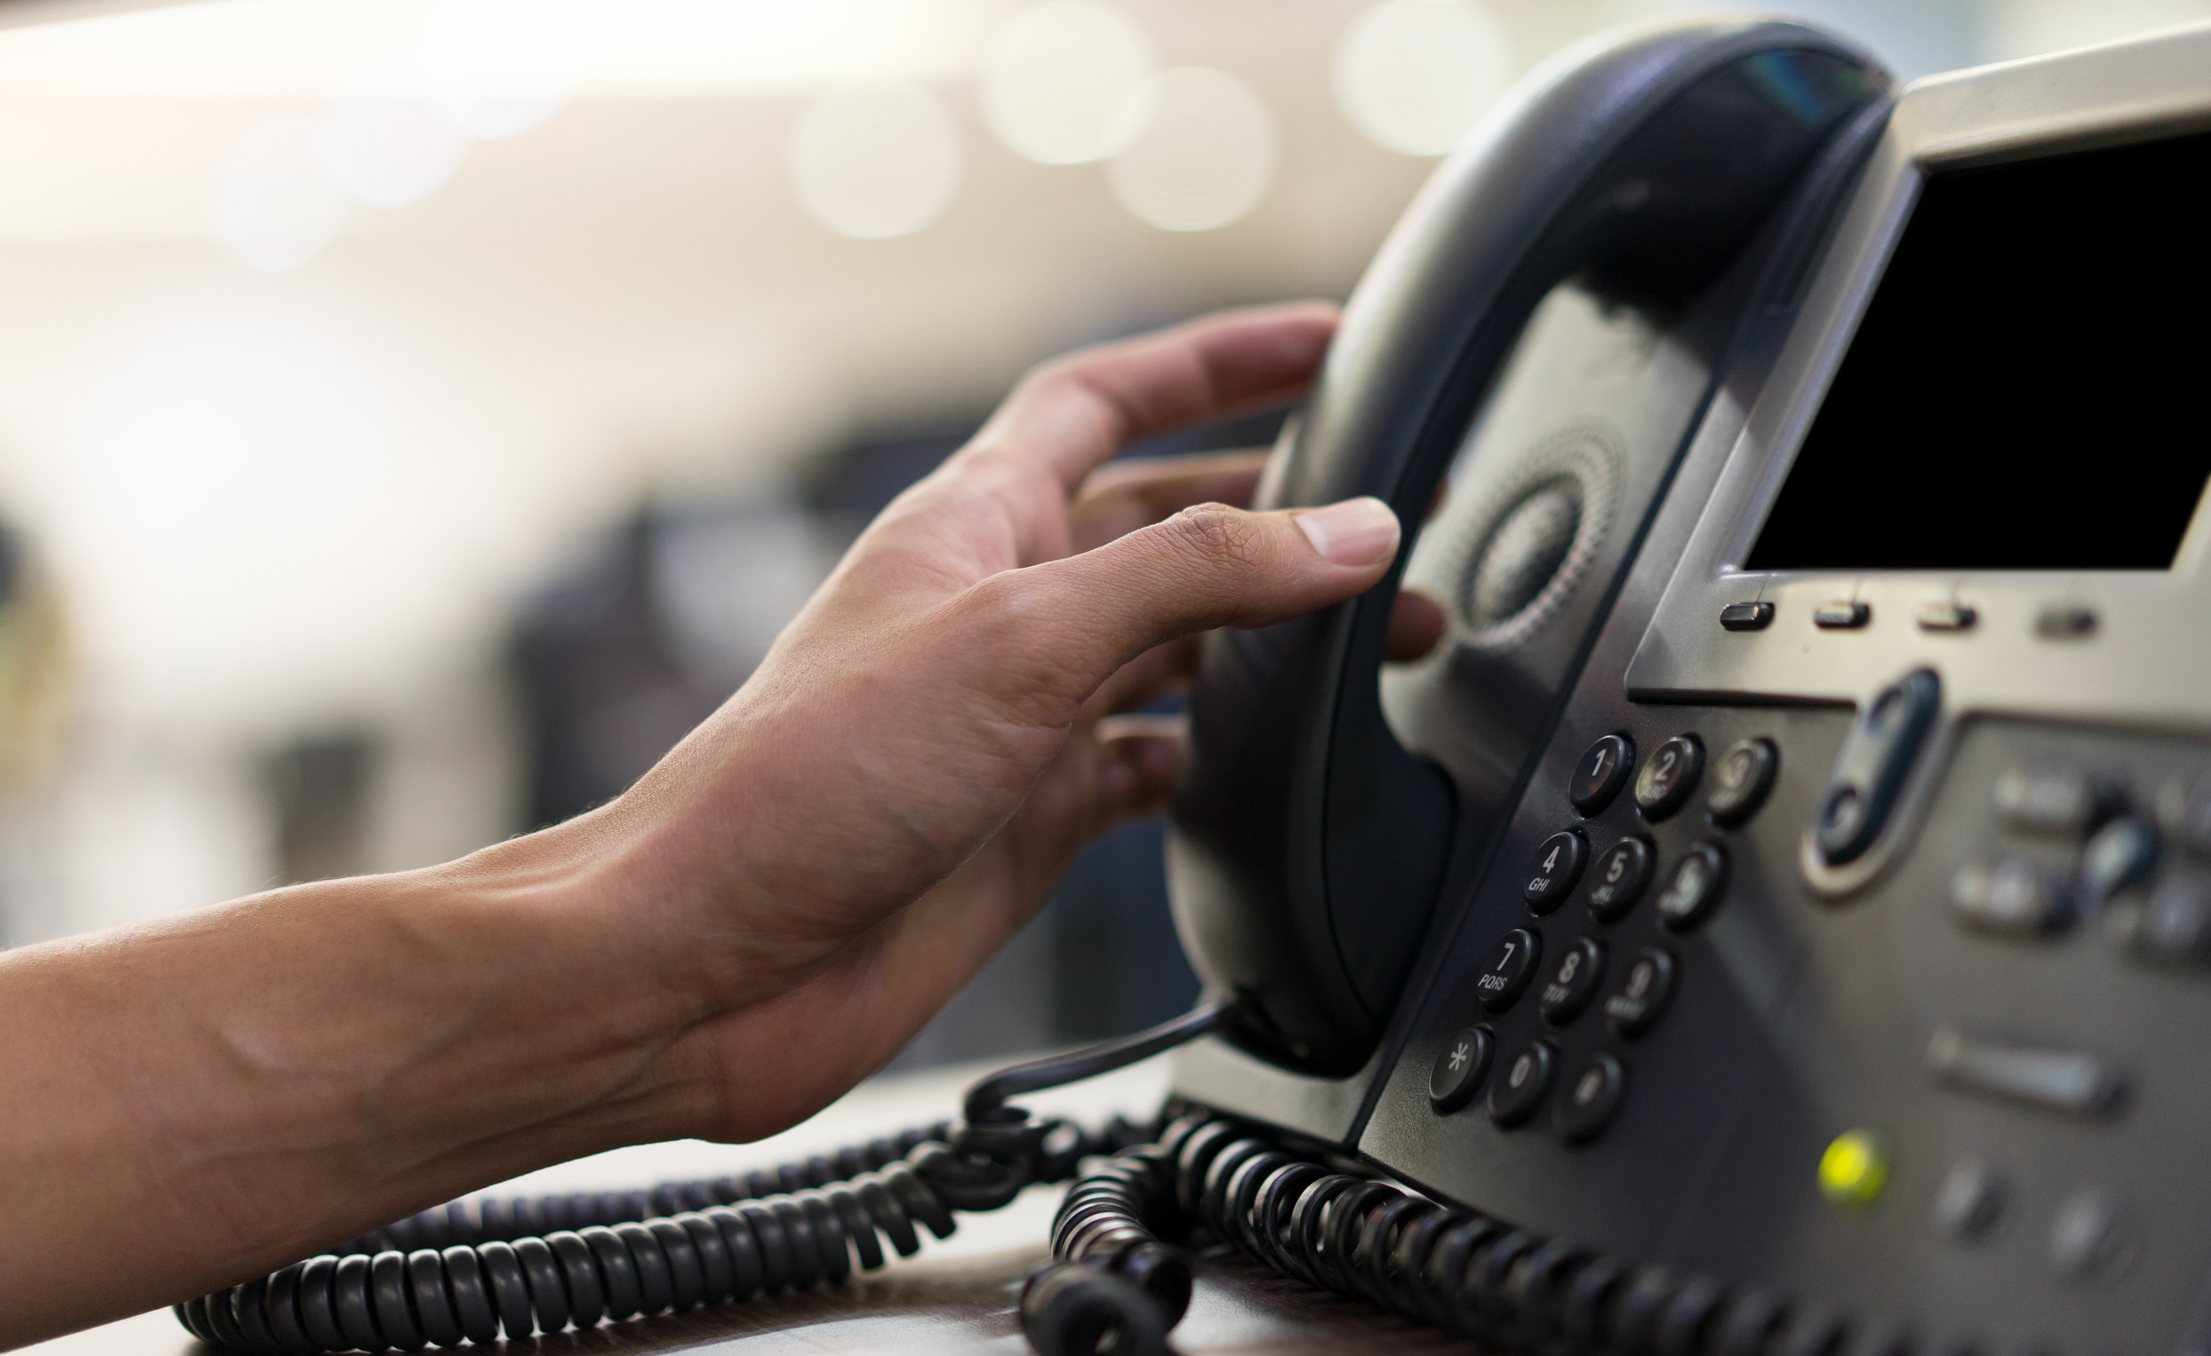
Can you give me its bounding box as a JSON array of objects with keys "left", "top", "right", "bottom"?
[{"left": 0, "top": 817, "right": 711, "bottom": 1347}]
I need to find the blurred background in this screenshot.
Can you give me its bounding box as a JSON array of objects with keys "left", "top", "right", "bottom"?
[{"left": 0, "top": 0, "right": 2196, "bottom": 1067}]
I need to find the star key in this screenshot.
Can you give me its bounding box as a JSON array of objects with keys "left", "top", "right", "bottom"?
[{"left": 1429, "top": 1026, "right": 1494, "bottom": 1112}]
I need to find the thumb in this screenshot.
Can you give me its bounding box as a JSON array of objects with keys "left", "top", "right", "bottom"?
[{"left": 1020, "top": 495, "right": 1402, "bottom": 678}]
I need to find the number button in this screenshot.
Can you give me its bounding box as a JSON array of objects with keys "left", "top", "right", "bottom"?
[
  {"left": 1570, "top": 735, "right": 1635, "bottom": 816},
  {"left": 1603, "top": 947, "right": 1676, "bottom": 1038},
  {"left": 1474, "top": 928, "right": 1543, "bottom": 1013},
  {"left": 1428, "top": 1027, "right": 1495, "bottom": 1113},
  {"left": 1539, "top": 938, "right": 1607, "bottom": 1026},
  {"left": 1656, "top": 843, "right": 1728, "bottom": 932},
  {"left": 1706, "top": 738, "right": 1778, "bottom": 827},
  {"left": 1634, "top": 735, "right": 1705, "bottom": 821},
  {"left": 1522, "top": 830, "right": 1590, "bottom": 915},
  {"left": 1554, "top": 1052, "right": 1627, "bottom": 1143},
  {"left": 1585, "top": 836, "right": 1655, "bottom": 923},
  {"left": 1487, "top": 1040, "right": 1558, "bottom": 1127}
]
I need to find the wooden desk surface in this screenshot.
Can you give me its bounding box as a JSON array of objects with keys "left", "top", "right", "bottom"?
[{"left": 29, "top": 1059, "right": 1459, "bottom": 1355}]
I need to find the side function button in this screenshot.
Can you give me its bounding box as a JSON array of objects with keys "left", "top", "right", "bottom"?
[
  {"left": 1813, "top": 600, "right": 1869, "bottom": 629},
  {"left": 1586, "top": 837, "right": 1656, "bottom": 923},
  {"left": 1720, "top": 601, "right": 1774, "bottom": 631},
  {"left": 1570, "top": 735, "right": 1635, "bottom": 816},
  {"left": 1635, "top": 736, "right": 1704, "bottom": 822},
  {"left": 1926, "top": 1026, "right": 2124, "bottom": 1116},
  {"left": 1814, "top": 669, "right": 1940, "bottom": 867},
  {"left": 1487, "top": 1040, "right": 1557, "bottom": 1127},
  {"left": 1475, "top": 929, "right": 1543, "bottom": 1013},
  {"left": 1554, "top": 1053, "right": 1626, "bottom": 1143},
  {"left": 1429, "top": 1027, "right": 1495, "bottom": 1113},
  {"left": 2078, "top": 817, "right": 2158, "bottom": 913},
  {"left": 1993, "top": 763, "right": 2120, "bottom": 838},
  {"left": 1539, "top": 939, "right": 1606, "bottom": 1026},
  {"left": 2126, "top": 875, "right": 2211, "bottom": 966},
  {"left": 1523, "top": 831, "right": 1590, "bottom": 915},
  {"left": 1706, "top": 738, "right": 1778, "bottom": 827},
  {"left": 1603, "top": 948, "right": 1676, "bottom": 1038},
  {"left": 2049, "top": 1190, "right": 2132, "bottom": 1282},
  {"left": 1948, "top": 858, "right": 2072, "bottom": 937},
  {"left": 2035, "top": 604, "right": 2097, "bottom": 639},
  {"left": 2180, "top": 775, "right": 2211, "bottom": 857},
  {"left": 1657, "top": 843, "right": 1728, "bottom": 932},
  {"left": 1916, "top": 600, "right": 1976, "bottom": 632},
  {"left": 1932, "top": 1159, "right": 2008, "bottom": 1242}
]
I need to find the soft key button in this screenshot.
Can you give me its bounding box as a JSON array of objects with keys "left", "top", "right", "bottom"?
[
  {"left": 1926, "top": 1026, "right": 2124, "bottom": 1115},
  {"left": 1993, "top": 762, "right": 2119, "bottom": 838},
  {"left": 1813, "top": 669, "right": 1940, "bottom": 867},
  {"left": 1813, "top": 600, "right": 1869, "bottom": 629},
  {"left": 1948, "top": 858, "right": 2071, "bottom": 937}
]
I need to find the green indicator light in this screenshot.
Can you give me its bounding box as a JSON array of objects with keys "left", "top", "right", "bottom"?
[{"left": 1819, "top": 1130, "right": 1889, "bottom": 1208}]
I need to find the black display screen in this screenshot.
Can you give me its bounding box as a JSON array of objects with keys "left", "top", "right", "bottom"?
[{"left": 1746, "top": 130, "right": 2211, "bottom": 571}]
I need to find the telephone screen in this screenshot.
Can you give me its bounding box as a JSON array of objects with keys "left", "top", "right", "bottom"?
[{"left": 1746, "top": 129, "right": 2211, "bottom": 571}]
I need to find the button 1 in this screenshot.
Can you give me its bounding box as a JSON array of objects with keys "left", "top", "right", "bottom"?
[
  {"left": 1474, "top": 929, "right": 1543, "bottom": 1013},
  {"left": 1539, "top": 938, "right": 1607, "bottom": 1026},
  {"left": 1706, "top": 738, "right": 1778, "bottom": 827},
  {"left": 1488, "top": 1040, "right": 1558, "bottom": 1127},
  {"left": 1554, "top": 1053, "right": 1626, "bottom": 1143},
  {"left": 1814, "top": 600, "right": 1869, "bottom": 629},
  {"left": 1523, "top": 831, "right": 1590, "bottom": 915},
  {"left": 1570, "top": 735, "right": 1635, "bottom": 816},
  {"left": 1926, "top": 1026, "right": 2124, "bottom": 1115},
  {"left": 1720, "top": 601, "right": 1774, "bottom": 631},
  {"left": 2078, "top": 816, "right": 2158, "bottom": 913},
  {"left": 2129, "top": 875, "right": 2211, "bottom": 966},
  {"left": 1586, "top": 836, "right": 1656, "bottom": 923},
  {"left": 1992, "top": 762, "right": 2119, "bottom": 838},
  {"left": 1932, "top": 1159, "right": 2007, "bottom": 1242},
  {"left": 2049, "top": 1190, "right": 2131, "bottom": 1281},
  {"left": 1916, "top": 600, "right": 1976, "bottom": 632},
  {"left": 1635, "top": 736, "right": 1704, "bottom": 821},
  {"left": 1603, "top": 947, "right": 1676, "bottom": 1038},
  {"left": 1656, "top": 843, "right": 1728, "bottom": 932},
  {"left": 1429, "top": 1027, "right": 1495, "bottom": 1113},
  {"left": 1814, "top": 669, "right": 1940, "bottom": 867},
  {"left": 1948, "top": 858, "right": 2072, "bottom": 937}
]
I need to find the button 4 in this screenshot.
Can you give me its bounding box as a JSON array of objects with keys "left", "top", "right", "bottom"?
[{"left": 1523, "top": 831, "right": 1590, "bottom": 915}]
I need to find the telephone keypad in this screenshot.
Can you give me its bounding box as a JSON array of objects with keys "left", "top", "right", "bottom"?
[
  {"left": 1524, "top": 831, "right": 1591, "bottom": 915},
  {"left": 1571, "top": 735, "right": 1636, "bottom": 816},
  {"left": 1539, "top": 939, "right": 1607, "bottom": 1026},
  {"left": 1554, "top": 1052, "right": 1626, "bottom": 1143},
  {"left": 1706, "top": 738, "right": 1778, "bottom": 827},
  {"left": 1488, "top": 1039, "right": 1558, "bottom": 1127},
  {"left": 1429, "top": 1027, "right": 1495, "bottom": 1113},
  {"left": 1635, "top": 735, "right": 1705, "bottom": 821},
  {"left": 1603, "top": 947, "right": 1676, "bottom": 1038},
  {"left": 1476, "top": 929, "right": 1543, "bottom": 1012},
  {"left": 1656, "top": 843, "right": 1728, "bottom": 932},
  {"left": 1586, "top": 836, "right": 1655, "bottom": 923}
]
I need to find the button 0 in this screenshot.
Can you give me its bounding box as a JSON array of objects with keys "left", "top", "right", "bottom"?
[
  {"left": 1539, "top": 938, "right": 1606, "bottom": 1026},
  {"left": 1429, "top": 1027, "right": 1495, "bottom": 1113},
  {"left": 1554, "top": 1053, "right": 1626, "bottom": 1143},
  {"left": 1488, "top": 1040, "right": 1558, "bottom": 1127},
  {"left": 1635, "top": 736, "right": 1704, "bottom": 821},
  {"left": 1656, "top": 843, "right": 1728, "bottom": 932},
  {"left": 1523, "top": 831, "right": 1590, "bottom": 915},
  {"left": 1474, "top": 929, "right": 1543, "bottom": 1012},
  {"left": 1720, "top": 601, "right": 1774, "bottom": 631},
  {"left": 1603, "top": 948, "right": 1676, "bottom": 1038},
  {"left": 1571, "top": 735, "right": 1635, "bottom": 816},
  {"left": 1706, "top": 738, "right": 1778, "bottom": 827},
  {"left": 1586, "top": 836, "right": 1656, "bottom": 923}
]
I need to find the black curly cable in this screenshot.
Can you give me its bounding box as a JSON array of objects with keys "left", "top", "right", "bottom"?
[{"left": 1021, "top": 1110, "right": 1872, "bottom": 1356}]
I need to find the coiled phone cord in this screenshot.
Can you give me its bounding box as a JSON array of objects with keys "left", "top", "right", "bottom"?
[
  {"left": 175, "top": 1003, "right": 1231, "bottom": 1354},
  {"left": 1025, "top": 1110, "right": 1851, "bottom": 1356}
]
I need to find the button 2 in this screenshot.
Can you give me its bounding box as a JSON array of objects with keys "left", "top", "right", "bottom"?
[
  {"left": 1586, "top": 837, "right": 1655, "bottom": 923},
  {"left": 1570, "top": 735, "right": 1634, "bottom": 816},
  {"left": 1539, "top": 939, "right": 1606, "bottom": 1026},
  {"left": 1706, "top": 738, "right": 1777, "bottom": 827},
  {"left": 1429, "top": 1027, "right": 1494, "bottom": 1113},
  {"left": 1635, "top": 736, "right": 1704, "bottom": 821},
  {"left": 1657, "top": 843, "right": 1728, "bottom": 931},
  {"left": 1603, "top": 947, "right": 1676, "bottom": 1038},
  {"left": 1523, "top": 831, "right": 1590, "bottom": 915},
  {"left": 1475, "top": 929, "right": 1542, "bottom": 1012},
  {"left": 1488, "top": 1040, "right": 1558, "bottom": 1127}
]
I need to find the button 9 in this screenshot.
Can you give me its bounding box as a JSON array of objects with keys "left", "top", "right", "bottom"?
[{"left": 1603, "top": 947, "right": 1676, "bottom": 1038}]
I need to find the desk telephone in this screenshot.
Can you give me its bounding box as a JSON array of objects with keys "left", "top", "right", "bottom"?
[{"left": 181, "top": 16, "right": 2211, "bottom": 1356}]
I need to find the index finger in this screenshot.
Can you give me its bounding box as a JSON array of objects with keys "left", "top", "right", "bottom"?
[{"left": 967, "top": 302, "right": 1338, "bottom": 491}]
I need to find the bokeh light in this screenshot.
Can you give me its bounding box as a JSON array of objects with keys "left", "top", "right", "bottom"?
[
  {"left": 203, "top": 112, "right": 352, "bottom": 273},
  {"left": 978, "top": 0, "right": 1156, "bottom": 165},
  {"left": 428, "top": 0, "right": 582, "bottom": 140},
  {"left": 1333, "top": 0, "right": 1514, "bottom": 157},
  {"left": 317, "top": 53, "right": 473, "bottom": 208},
  {"left": 1106, "top": 67, "right": 1274, "bottom": 233},
  {"left": 786, "top": 80, "right": 962, "bottom": 239}
]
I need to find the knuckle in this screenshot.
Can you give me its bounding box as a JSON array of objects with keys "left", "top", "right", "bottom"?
[{"left": 1166, "top": 503, "right": 1261, "bottom": 570}]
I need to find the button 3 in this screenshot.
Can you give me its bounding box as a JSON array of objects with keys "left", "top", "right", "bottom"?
[{"left": 1706, "top": 738, "right": 1778, "bottom": 827}]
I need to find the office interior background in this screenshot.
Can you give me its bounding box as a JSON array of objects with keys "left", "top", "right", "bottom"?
[{"left": 0, "top": 0, "right": 2188, "bottom": 1068}]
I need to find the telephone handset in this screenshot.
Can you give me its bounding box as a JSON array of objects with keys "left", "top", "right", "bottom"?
[{"left": 186, "top": 16, "right": 2211, "bottom": 1356}]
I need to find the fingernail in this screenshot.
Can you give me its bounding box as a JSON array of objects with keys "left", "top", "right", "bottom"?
[{"left": 1295, "top": 496, "right": 1399, "bottom": 566}]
